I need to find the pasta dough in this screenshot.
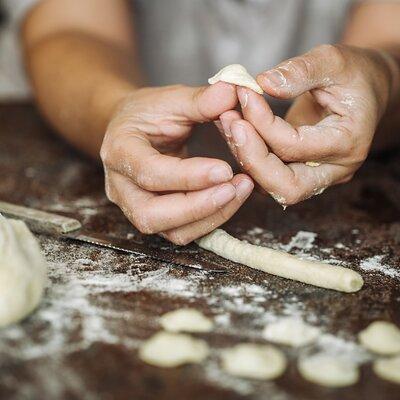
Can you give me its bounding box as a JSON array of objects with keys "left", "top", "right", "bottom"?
[
  {"left": 160, "top": 308, "right": 213, "bottom": 333},
  {"left": 0, "top": 216, "right": 47, "bottom": 327},
  {"left": 197, "top": 229, "right": 363, "bottom": 293},
  {"left": 358, "top": 321, "right": 400, "bottom": 355},
  {"left": 298, "top": 353, "right": 359, "bottom": 387},
  {"left": 208, "top": 64, "right": 264, "bottom": 94},
  {"left": 373, "top": 356, "right": 400, "bottom": 384},
  {"left": 263, "top": 318, "right": 320, "bottom": 347},
  {"left": 221, "top": 343, "right": 287, "bottom": 380},
  {"left": 139, "top": 331, "right": 209, "bottom": 368}
]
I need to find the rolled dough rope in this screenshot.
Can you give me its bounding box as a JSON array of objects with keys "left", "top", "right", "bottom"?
[
  {"left": 197, "top": 229, "right": 363, "bottom": 293},
  {"left": 208, "top": 64, "right": 264, "bottom": 94}
]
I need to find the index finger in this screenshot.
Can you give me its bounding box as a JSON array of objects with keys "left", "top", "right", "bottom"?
[
  {"left": 102, "top": 132, "right": 234, "bottom": 192},
  {"left": 224, "top": 118, "right": 349, "bottom": 205}
]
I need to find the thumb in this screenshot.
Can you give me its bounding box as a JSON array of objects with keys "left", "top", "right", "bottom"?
[
  {"left": 256, "top": 44, "right": 347, "bottom": 99},
  {"left": 179, "top": 81, "right": 238, "bottom": 122}
]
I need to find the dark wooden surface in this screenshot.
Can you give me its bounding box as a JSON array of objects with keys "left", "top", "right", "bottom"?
[{"left": 0, "top": 103, "right": 399, "bottom": 400}]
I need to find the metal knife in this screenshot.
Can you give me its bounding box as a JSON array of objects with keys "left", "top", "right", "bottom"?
[{"left": 0, "top": 200, "right": 226, "bottom": 273}]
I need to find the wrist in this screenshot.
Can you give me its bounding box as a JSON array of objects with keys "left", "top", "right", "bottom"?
[{"left": 372, "top": 48, "right": 400, "bottom": 111}]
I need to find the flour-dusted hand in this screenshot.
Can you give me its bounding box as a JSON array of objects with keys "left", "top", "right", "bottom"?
[
  {"left": 219, "top": 44, "right": 399, "bottom": 206},
  {"left": 100, "top": 83, "right": 254, "bottom": 245}
]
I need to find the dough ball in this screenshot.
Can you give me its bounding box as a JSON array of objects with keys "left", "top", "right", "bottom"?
[
  {"left": 358, "top": 321, "right": 400, "bottom": 355},
  {"left": 221, "top": 343, "right": 287, "bottom": 380},
  {"left": 139, "top": 331, "right": 209, "bottom": 368},
  {"left": 208, "top": 64, "right": 264, "bottom": 94},
  {"left": 263, "top": 318, "right": 320, "bottom": 347},
  {"left": 298, "top": 353, "right": 359, "bottom": 387},
  {"left": 160, "top": 308, "right": 213, "bottom": 333},
  {"left": 373, "top": 356, "right": 400, "bottom": 384},
  {"left": 0, "top": 216, "right": 47, "bottom": 327}
]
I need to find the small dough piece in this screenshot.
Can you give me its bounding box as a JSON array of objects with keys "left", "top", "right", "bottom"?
[
  {"left": 208, "top": 64, "right": 264, "bottom": 94},
  {"left": 0, "top": 216, "right": 47, "bottom": 327},
  {"left": 358, "top": 321, "right": 400, "bottom": 355},
  {"left": 263, "top": 318, "right": 320, "bottom": 347},
  {"left": 298, "top": 353, "right": 359, "bottom": 387},
  {"left": 221, "top": 343, "right": 287, "bottom": 380},
  {"left": 197, "top": 229, "right": 363, "bottom": 293},
  {"left": 160, "top": 308, "right": 213, "bottom": 333},
  {"left": 373, "top": 356, "right": 400, "bottom": 384},
  {"left": 139, "top": 331, "right": 209, "bottom": 368},
  {"left": 305, "top": 161, "right": 321, "bottom": 167}
]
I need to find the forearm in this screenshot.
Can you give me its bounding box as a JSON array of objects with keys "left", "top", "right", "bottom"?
[
  {"left": 342, "top": 2, "right": 400, "bottom": 150},
  {"left": 23, "top": 31, "right": 143, "bottom": 158}
]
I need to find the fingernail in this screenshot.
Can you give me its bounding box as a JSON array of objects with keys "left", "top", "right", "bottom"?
[
  {"left": 237, "top": 88, "right": 249, "bottom": 108},
  {"left": 263, "top": 69, "right": 286, "bottom": 88},
  {"left": 220, "top": 116, "right": 232, "bottom": 138},
  {"left": 209, "top": 165, "right": 233, "bottom": 184},
  {"left": 212, "top": 184, "right": 236, "bottom": 207},
  {"left": 232, "top": 123, "right": 247, "bottom": 146},
  {"left": 236, "top": 179, "right": 254, "bottom": 200}
]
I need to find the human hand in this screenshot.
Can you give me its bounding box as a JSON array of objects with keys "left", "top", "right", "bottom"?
[
  {"left": 219, "top": 45, "right": 398, "bottom": 206},
  {"left": 100, "top": 83, "right": 254, "bottom": 244}
]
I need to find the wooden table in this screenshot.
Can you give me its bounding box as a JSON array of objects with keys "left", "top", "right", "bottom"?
[{"left": 0, "top": 103, "right": 399, "bottom": 400}]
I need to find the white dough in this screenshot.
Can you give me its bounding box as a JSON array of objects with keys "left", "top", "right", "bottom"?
[
  {"left": 358, "top": 321, "right": 400, "bottom": 355},
  {"left": 197, "top": 229, "right": 363, "bottom": 293},
  {"left": 305, "top": 161, "right": 321, "bottom": 167},
  {"left": 208, "top": 64, "right": 264, "bottom": 94},
  {"left": 0, "top": 216, "right": 47, "bottom": 327},
  {"left": 298, "top": 353, "right": 359, "bottom": 387},
  {"left": 373, "top": 355, "right": 400, "bottom": 384},
  {"left": 263, "top": 318, "right": 320, "bottom": 347},
  {"left": 160, "top": 308, "right": 213, "bottom": 333},
  {"left": 139, "top": 331, "right": 209, "bottom": 368},
  {"left": 221, "top": 343, "right": 287, "bottom": 380}
]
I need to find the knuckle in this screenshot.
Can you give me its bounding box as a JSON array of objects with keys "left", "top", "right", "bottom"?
[
  {"left": 276, "top": 145, "right": 298, "bottom": 162},
  {"left": 292, "top": 57, "right": 313, "bottom": 81},
  {"left": 318, "top": 44, "right": 346, "bottom": 70}
]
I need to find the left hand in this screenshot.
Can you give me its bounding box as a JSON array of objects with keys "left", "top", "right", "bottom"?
[{"left": 219, "top": 44, "right": 398, "bottom": 206}]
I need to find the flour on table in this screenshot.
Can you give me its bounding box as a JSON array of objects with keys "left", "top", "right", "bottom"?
[
  {"left": 358, "top": 321, "right": 400, "bottom": 355},
  {"left": 208, "top": 64, "right": 263, "bottom": 94},
  {"left": 298, "top": 353, "right": 359, "bottom": 387},
  {"left": 139, "top": 331, "right": 209, "bottom": 368},
  {"left": 359, "top": 255, "right": 400, "bottom": 280},
  {"left": 221, "top": 343, "right": 287, "bottom": 380},
  {"left": 263, "top": 317, "right": 320, "bottom": 347},
  {"left": 0, "top": 216, "right": 47, "bottom": 327},
  {"left": 160, "top": 308, "right": 213, "bottom": 333},
  {"left": 373, "top": 356, "right": 400, "bottom": 384}
]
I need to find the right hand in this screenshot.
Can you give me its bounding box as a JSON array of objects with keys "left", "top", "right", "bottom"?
[{"left": 100, "top": 83, "right": 254, "bottom": 245}]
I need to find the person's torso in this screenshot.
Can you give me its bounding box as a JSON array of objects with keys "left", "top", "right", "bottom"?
[{"left": 133, "top": 0, "right": 355, "bottom": 86}]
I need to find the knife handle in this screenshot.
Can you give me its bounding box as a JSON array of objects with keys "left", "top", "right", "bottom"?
[{"left": 0, "top": 200, "right": 82, "bottom": 235}]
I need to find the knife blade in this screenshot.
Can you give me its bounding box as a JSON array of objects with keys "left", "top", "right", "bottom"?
[{"left": 0, "top": 200, "right": 226, "bottom": 273}]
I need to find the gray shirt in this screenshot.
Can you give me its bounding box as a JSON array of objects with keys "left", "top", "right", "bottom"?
[{"left": 0, "top": 0, "right": 358, "bottom": 99}]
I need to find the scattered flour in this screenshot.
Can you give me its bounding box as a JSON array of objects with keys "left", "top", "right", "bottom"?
[
  {"left": 359, "top": 255, "right": 400, "bottom": 280},
  {"left": 281, "top": 231, "right": 317, "bottom": 252}
]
